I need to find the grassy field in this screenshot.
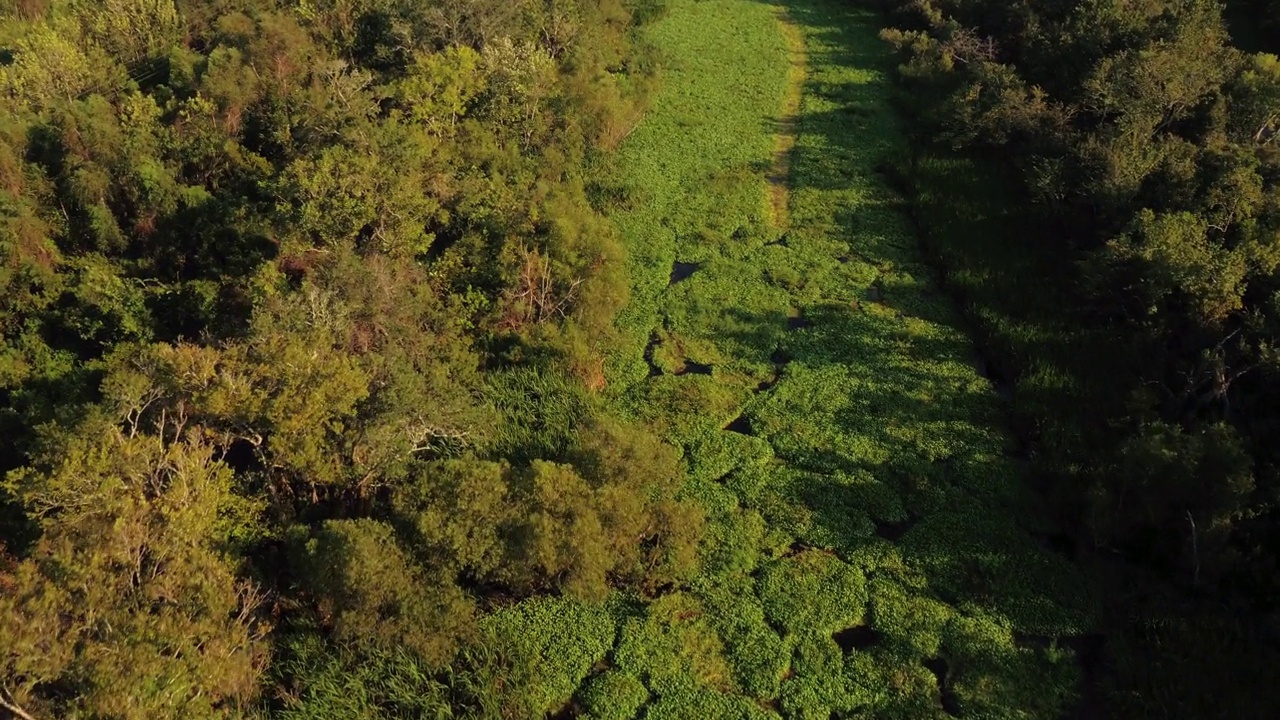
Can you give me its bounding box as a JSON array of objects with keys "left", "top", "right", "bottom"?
[
  {"left": 581, "top": 0, "right": 1100, "bottom": 717},
  {"left": 299, "top": 1, "right": 1103, "bottom": 717}
]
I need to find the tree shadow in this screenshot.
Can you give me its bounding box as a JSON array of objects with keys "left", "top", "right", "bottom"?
[{"left": 679, "top": 1, "right": 1103, "bottom": 715}]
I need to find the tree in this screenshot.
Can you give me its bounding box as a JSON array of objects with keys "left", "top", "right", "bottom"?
[
  {"left": 1229, "top": 53, "right": 1280, "bottom": 146},
  {"left": 1097, "top": 421, "right": 1254, "bottom": 582},
  {"left": 1108, "top": 209, "right": 1278, "bottom": 327},
  {"left": 0, "top": 428, "right": 268, "bottom": 720},
  {"left": 294, "top": 518, "right": 475, "bottom": 667},
  {"left": 388, "top": 419, "right": 704, "bottom": 603},
  {"left": 0, "top": 23, "right": 98, "bottom": 111},
  {"left": 0, "top": 0, "right": 690, "bottom": 713},
  {"left": 72, "top": 0, "right": 181, "bottom": 64}
]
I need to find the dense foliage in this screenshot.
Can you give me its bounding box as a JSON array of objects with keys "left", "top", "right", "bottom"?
[
  {"left": 7, "top": 0, "right": 1274, "bottom": 717},
  {"left": 0, "top": 0, "right": 710, "bottom": 716},
  {"left": 878, "top": 0, "right": 1280, "bottom": 714}
]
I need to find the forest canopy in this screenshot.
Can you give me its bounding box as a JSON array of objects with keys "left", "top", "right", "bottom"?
[
  {"left": 0, "top": 0, "right": 700, "bottom": 717},
  {"left": 879, "top": 0, "right": 1280, "bottom": 590},
  {"left": 4, "top": 0, "right": 1280, "bottom": 717}
]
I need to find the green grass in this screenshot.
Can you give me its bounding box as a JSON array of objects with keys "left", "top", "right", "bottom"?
[
  {"left": 605, "top": 0, "right": 792, "bottom": 388},
  {"left": 436, "top": 0, "right": 1101, "bottom": 716}
]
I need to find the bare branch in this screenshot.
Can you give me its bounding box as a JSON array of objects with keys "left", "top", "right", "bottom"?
[{"left": 0, "top": 688, "right": 39, "bottom": 720}]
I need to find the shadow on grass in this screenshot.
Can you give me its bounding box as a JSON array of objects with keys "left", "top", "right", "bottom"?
[
  {"left": 608, "top": 0, "right": 1105, "bottom": 716},
  {"left": 713, "top": 0, "right": 1101, "bottom": 716}
]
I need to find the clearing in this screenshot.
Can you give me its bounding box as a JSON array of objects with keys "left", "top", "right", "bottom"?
[{"left": 488, "top": 1, "right": 1100, "bottom": 717}]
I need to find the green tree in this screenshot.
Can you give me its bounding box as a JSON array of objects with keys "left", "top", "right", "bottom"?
[
  {"left": 1097, "top": 421, "right": 1254, "bottom": 582},
  {"left": 1108, "top": 209, "right": 1279, "bottom": 326},
  {"left": 1, "top": 428, "right": 267, "bottom": 720},
  {"left": 1229, "top": 53, "right": 1280, "bottom": 145},
  {"left": 294, "top": 518, "right": 475, "bottom": 667},
  {"left": 73, "top": 0, "right": 180, "bottom": 64},
  {"left": 0, "top": 23, "right": 98, "bottom": 111}
]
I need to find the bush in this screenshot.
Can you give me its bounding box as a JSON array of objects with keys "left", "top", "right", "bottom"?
[
  {"left": 756, "top": 551, "right": 867, "bottom": 637},
  {"left": 578, "top": 671, "right": 649, "bottom": 720}
]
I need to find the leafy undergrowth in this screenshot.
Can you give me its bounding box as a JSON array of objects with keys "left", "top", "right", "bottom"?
[{"left": 469, "top": 0, "right": 1099, "bottom": 717}]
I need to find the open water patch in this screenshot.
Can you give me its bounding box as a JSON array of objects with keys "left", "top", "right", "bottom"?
[
  {"left": 548, "top": 700, "right": 581, "bottom": 720},
  {"left": 833, "top": 625, "right": 880, "bottom": 653},
  {"left": 222, "top": 437, "right": 264, "bottom": 474},
  {"left": 725, "top": 414, "right": 754, "bottom": 435},
  {"left": 971, "top": 350, "right": 1013, "bottom": 401},
  {"left": 1036, "top": 531, "right": 1077, "bottom": 560},
  {"left": 670, "top": 261, "right": 701, "bottom": 285},
  {"left": 925, "top": 657, "right": 960, "bottom": 716},
  {"left": 643, "top": 331, "right": 663, "bottom": 377},
  {"left": 675, "top": 360, "right": 713, "bottom": 376},
  {"left": 787, "top": 314, "right": 813, "bottom": 331},
  {"left": 874, "top": 516, "right": 916, "bottom": 542}
]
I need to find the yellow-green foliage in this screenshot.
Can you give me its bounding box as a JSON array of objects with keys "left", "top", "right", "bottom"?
[
  {"left": 867, "top": 577, "right": 953, "bottom": 658},
  {"left": 0, "top": 23, "right": 97, "bottom": 109},
  {"left": 604, "top": 0, "right": 792, "bottom": 387},
  {"left": 613, "top": 592, "right": 734, "bottom": 695},
  {"left": 0, "top": 0, "right": 1106, "bottom": 715},
  {"left": 295, "top": 518, "right": 475, "bottom": 666},
  {"left": 1, "top": 430, "right": 267, "bottom": 720},
  {"left": 0, "top": 0, "right": 700, "bottom": 715},
  {"left": 75, "top": 0, "right": 181, "bottom": 61},
  {"left": 642, "top": 688, "right": 781, "bottom": 720},
  {"left": 698, "top": 580, "right": 791, "bottom": 698},
  {"left": 757, "top": 551, "right": 867, "bottom": 637},
  {"left": 941, "top": 612, "right": 1079, "bottom": 719}
]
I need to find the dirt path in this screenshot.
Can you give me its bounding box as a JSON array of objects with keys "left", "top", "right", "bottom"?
[{"left": 767, "top": 8, "right": 806, "bottom": 229}]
